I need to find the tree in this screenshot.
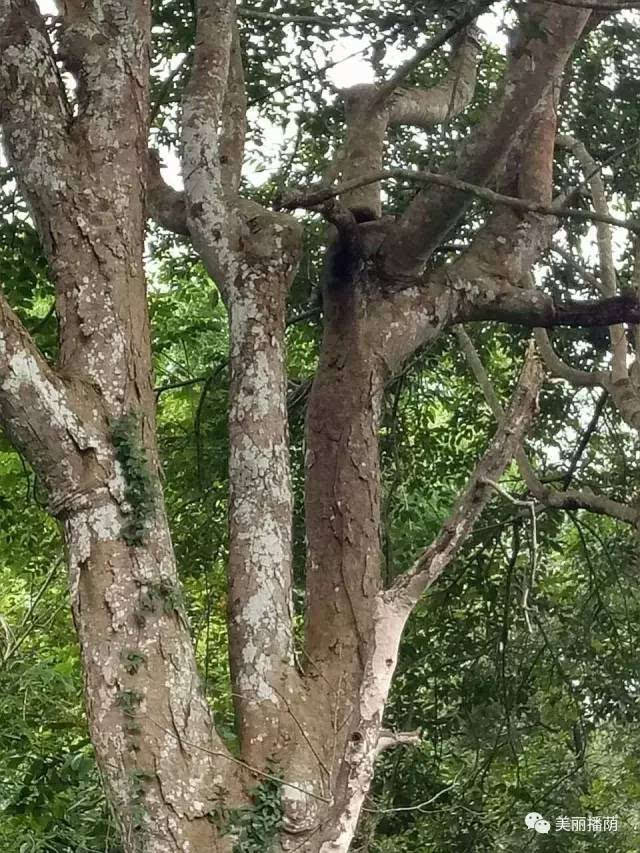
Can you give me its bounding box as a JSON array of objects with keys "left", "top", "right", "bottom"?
[{"left": 2, "top": 1, "right": 640, "bottom": 851}]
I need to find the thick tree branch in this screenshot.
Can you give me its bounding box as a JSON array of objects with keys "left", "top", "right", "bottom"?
[
  {"left": 380, "top": 4, "right": 591, "bottom": 277},
  {"left": 387, "top": 27, "right": 482, "bottom": 129},
  {"left": 179, "top": 5, "right": 307, "bottom": 777},
  {"left": 535, "top": 483, "right": 637, "bottom": 521},
  {"left": 533, "top": 327, "right": 604, "bottom": 387},
  {"left": 372, "top": 161, "right": 637, "bottom": 373},
  {"left": 325, "top": 85, "right": 390, "bottom": 214},
  {"left": 184, "top": 0, "right": 235, "bottom": 160},
  {"left": 220, "top": 25, "right": 247, "bottom": 195},
  {"left": 177, "top": 0, "right": 306, "bottom": 770},
  {"left": 147, "top": 150, "right": 189, "bottom": 235},
  {"left": 552, "top": 243, "right": 602, "bottom": 291},
  {"left": 304, "top": 300, "right": 386, "bottom": 680},
  {"left": 226, "top": 246, "right": 304, "bottom": 765},
  {"left": 3, "top": 0, "right": 154, "bottom": 407},
  {"left": 0, "top": 0, "right": 73, "bottom": 250},
  {"left": 562, "top": 389, "right": 609, "bottom": 488},
  {"left": 461, "top": 289, "right": 640, "bottom": 328},
  {"left": 58, "top": 0, "right": 150, "bottom": 141},
  {"left": 182, "top": 0, "right": 240, "bottom": 285},
  {"left": 0, "top": 290, "right": 101, "bottom": 509},
  {"left": 324, "top": 22, "right": 481, "bottom": 213},
  {"left": 369, "top": 231, "right": 640, "bottom": 375}
]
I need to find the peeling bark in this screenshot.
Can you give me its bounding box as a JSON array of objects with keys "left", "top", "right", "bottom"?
[{"left": 2, "top": 1, "right": 623, "bottom": 851}]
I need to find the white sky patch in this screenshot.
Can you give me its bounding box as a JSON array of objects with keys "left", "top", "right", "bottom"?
[
  {"left": 327, "top": 3, "right": 509, "bottom": 88},
  {"left": 153, "top": 8, "right": 512, "bottom": 190}
]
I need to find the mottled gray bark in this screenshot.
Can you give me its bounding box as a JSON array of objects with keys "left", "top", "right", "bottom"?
[{"left": 1, "top": 1, "right": 632, "bottom": 852}]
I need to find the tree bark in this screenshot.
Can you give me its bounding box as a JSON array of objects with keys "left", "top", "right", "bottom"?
[{"left": 3, "top": 1, "right": 632, "bottom": 852}]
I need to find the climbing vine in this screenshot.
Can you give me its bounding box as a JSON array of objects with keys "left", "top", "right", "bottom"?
[
  {"left": 212, "top": 773, "right": 284, "bottom": 853},
  {"left": 128, "top": 768, "right": 154, "bottom": 851},
  {"left": 121, "top": 649, "right": 147, "bottom": 675},
  {"left": 110, "top": 412, "right": 155, "bottom": 545}
]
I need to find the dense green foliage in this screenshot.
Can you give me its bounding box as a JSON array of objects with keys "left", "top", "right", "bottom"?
[{"left": 2, "top": 2, "right": 640, "bottom": 851}]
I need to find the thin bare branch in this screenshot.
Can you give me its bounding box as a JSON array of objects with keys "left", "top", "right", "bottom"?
[
  {"left": 375, "top": 729, "right": 422, "bottom": 755},
  {"left": 460, "top": 285, "right": 640, "bottom": 329},
  {"left": 237, "top": 6, "right": 339, "bottom": 26},
  {"left": 389, "top": 346, "right": 543, "bottom": 606},
  {"left": 559, "top": 135, "right": 629, "bottom": 385},
  {"left": 147, "top": 716, "right": 330, "bottom": 803},
  {"left": 457, "top": 326, "right": 638, "bottom": 525},
  {"left": 372, "top": 0, "right": 494, "bottom": 109},
  {"left": 278, "top": 167, "right": 640, "bottom": 234},
  {"left": 362, "top": 773, "right": 461, "bottom": 814}
]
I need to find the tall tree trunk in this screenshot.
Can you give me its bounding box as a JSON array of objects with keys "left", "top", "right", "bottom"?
[{"left": 4, "top": 1, "right": 636, "bottom": 851}]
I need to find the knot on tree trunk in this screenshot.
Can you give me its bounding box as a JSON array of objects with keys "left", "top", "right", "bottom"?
[
  {"left": 281, "top": 782, "right": 321, "bottom": 836},
  {"left": 49, "top": 484, "right": 115, "bottom": 520}
]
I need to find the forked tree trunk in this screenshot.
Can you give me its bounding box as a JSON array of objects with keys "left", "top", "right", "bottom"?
[{"left": 2, "top": 1, "right": 632, "bottom": 852}]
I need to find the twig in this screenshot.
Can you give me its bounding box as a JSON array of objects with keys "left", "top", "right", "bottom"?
[
  {"left": 249, "top": 44, "right": 373, "bottom": 106},
  {"left": 31, "top": 300, "right": 56, "bottom": 333},
  {"left": 151, "top": 55, "right": 189, "bottom": 125},
  {"left": 278, "top": 167, "right": 640, "bottom": 233},
  {"left": 483, "top": 479, "right": 538, "bottom": 634},
  {"left": 1, "top": 558, "right": 62, "bottom": 667},
  {"left": 146, "top": 716, "right": 331, "bottom": 803},
  {"left": 362, "top": 771, "right": 462, "bottom": 814},
  {"left": 195, "top": 361, "right": 228, "bottom": 490},
  {"left": 155, "top": 374, "right": 208, "bottom": 397},
  {"left": 266, "top": 686, "right": 332, "bottom": 785},
  {"left": 237, "top": 6, "right": 338, "bottom": 26},
  {"left": 372, "top": 0, "right": 492, "bottom": 109},
  {"left": 562, "top": 390, "right": 608, "bottom": 489}
]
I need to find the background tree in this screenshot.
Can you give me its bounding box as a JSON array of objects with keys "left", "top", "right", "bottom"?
[{"left": 2, "top": 1, "right": 640, "bottom": 851}]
